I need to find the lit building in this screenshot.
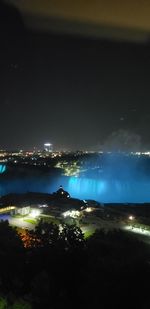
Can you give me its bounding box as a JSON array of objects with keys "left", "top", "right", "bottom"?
[
  {"left": 13, "top": 206, "right": 30, "bottom": 216},
  {"left": 44, "top": 143, "right": 53, "bottom": 152}
]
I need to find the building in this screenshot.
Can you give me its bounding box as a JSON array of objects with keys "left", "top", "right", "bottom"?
[
  {"left": 13, "top": 206, "right": 30, "bottom": 216},
  {"left": 54, "top": 185, "right": 70, "bottom": 199},
  {"left": 44, "top": 143, "right": 53, "bottom": 152}
]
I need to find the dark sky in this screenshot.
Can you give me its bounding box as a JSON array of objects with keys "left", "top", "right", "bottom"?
[
  {"left": 1, "top": 1, "right": 150, "bottom": 151},
  {"left": 9, "top": 0, "right": 150, "bottom": 33}
]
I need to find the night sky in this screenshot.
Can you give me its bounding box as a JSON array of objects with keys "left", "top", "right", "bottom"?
[{"left": 1, "top": 0, "right": 150, "bottom": 151}]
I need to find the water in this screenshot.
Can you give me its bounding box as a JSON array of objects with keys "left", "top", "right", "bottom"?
[
  {"left": 66, "top": 176, "right": 150, "bottom": 203},
  {"left": 63, "top": 154, "right": 150, "bottom": 202},
  {"left": 0, "top": 165, "right": 6, "bottom": 174},
  {"left": 1, "top": 154, "right": 150, "bottom": 203}
]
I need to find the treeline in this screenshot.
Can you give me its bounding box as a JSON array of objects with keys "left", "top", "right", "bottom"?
[{"left": 0, "top": 220, "right": 149, "bottom": 308}]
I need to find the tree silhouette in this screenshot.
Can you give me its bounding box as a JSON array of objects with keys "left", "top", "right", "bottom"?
[
  {"left": 60, "top": 224, "right": 85, "bottom": 250},
  {"left": 0, "top": 220, "right": 25, "bottom": 293}
]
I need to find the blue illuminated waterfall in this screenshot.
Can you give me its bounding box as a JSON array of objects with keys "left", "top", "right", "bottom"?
[
  {"left": 1, "top": 155, "right": 150, "bottom": 203},
  {"left": 0, "top": 165, "right": 6, "bottom": 174},
  {"left": 64, "top": 176, "right": 150, "bottom": 203},
  {"left": 60, "top": 155, "right": 150, "bottom": 203}
]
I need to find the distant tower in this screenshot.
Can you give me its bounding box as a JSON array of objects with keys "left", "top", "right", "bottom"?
[{"left": 44, "top": 143, "right": 53, "bottom": 152}]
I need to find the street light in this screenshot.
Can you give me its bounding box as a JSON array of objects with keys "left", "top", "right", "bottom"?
[{"left": 129, "top": 215, "right": 134, "bottom": 221}]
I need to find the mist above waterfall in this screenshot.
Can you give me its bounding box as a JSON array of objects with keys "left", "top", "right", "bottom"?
[{"left": 103, "top": 130, "right": 142, "bottom": 152}]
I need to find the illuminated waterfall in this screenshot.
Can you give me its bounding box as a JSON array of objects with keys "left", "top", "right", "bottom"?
[{"left": 0, "top": 165, "right": 6, "bottom": 174}]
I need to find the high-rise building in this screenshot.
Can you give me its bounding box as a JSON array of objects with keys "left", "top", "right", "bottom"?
[{"left": 44, "top": 143, "right": 53, "bottom": 152}]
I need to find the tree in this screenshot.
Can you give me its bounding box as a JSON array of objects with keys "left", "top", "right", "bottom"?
[
  {"left": 60, "top": 224, "right": 85, "bottom": 250},
  {"left": 11, "top": 299, "right": 32, "bottom": 309},
  {"left": 0, "top": 296, "right": 7, "bottom": 309},
  {"left": 35, "top": 220, "right": 60, "bottom": 247},
  {"left": 0, "top": 221, "right": 25, "bottom": 292},
  {"left": 21, "top": 220, "right": 60, "bottom": 249}
]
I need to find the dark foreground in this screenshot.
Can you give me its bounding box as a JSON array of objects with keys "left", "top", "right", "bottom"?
[{"left": 0, "top": 220, "right": 150, "bottom": 309}]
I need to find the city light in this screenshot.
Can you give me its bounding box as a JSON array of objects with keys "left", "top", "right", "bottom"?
[
  {"left": 123, "top": 225, "right": 150, "bottom": 237},
  {"left": 55, "top": 161, "right": 80, "bottom": 176},
  {"left": 85, "top": 207, "right": 93, "bottom": 213},
  {"left": 39, "top": 204, "right": 48, "bottom": 208},
  {"left": 62, "top": 210, "right": 80, "bottom": 218},
  {"left": 44, "top": 143, "right": 53, "bottom": 152},
  {"left": 129, "top": 215, "right": 134, "bottom": 221},
  {"left": 30, "top": 209, "right": 41, "bottom": 218}
]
